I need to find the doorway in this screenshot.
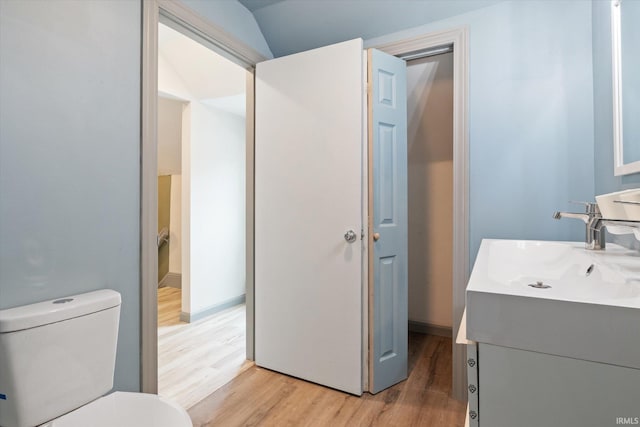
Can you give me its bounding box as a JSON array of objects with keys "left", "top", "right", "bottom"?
[
  {"left": 407, "top": 52, "right": 454, "bottom": 337},
  {"left": 153, "top": 19, "right": 253, "bottom": 409},
  {"left": 402, "top": 50, "right": 457, "bottom": 402},
  {"left": 141, "top": 0, "right": 264, "bottom": 398}
]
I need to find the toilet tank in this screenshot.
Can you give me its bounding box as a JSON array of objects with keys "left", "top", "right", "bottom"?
[{"left": 0, "top": 290, "right": 121, "bottom": 427}]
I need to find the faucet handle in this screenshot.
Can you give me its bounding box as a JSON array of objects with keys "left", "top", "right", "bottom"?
[{"left": 569, "top": 201, "right": 600, "bottom": 215}]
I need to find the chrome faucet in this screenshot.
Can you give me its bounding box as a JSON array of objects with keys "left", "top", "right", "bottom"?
[{"left": 553, "top": 201, "right": 606, "bottom": 250}]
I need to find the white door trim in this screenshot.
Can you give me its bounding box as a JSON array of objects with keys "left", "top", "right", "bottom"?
[
  {"left": 141, "top": 0, "right": 263, "bottom": 394},
  {"left": 141, "top": 0, "right": 159, "bottom": 395},
  {"left": 157, "top": 0, "right": 267, "bottom": 68},
  {"left": 370, "top": 26, "right": 470, "bottom": 401}
]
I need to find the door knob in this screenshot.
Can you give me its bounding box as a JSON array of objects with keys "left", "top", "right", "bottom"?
[
  {"left": 373, "top": 232, "right": 380, "bottom": 241},
  {"left": 344, "top": 230, "right": 357, "bottom": 243}
]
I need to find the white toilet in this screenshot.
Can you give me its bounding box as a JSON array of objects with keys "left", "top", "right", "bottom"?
[{"left": 0, "top": 289, "right": 192, "bottom": 427}]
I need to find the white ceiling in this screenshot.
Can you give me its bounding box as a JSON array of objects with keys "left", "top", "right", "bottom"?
[{"left": 158, "top": 24, "right": 246, "bottom": 116}]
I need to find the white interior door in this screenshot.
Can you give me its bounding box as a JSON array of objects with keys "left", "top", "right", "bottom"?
[
  {"left": 255, "top": 39, "right": 364, "bottom": 395},
  {"left": 368, "top": 48, "right": 408, "bottom": 394}
]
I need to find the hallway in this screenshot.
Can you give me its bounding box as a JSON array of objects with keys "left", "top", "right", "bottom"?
[{"left": 158, "top": 287, "right": 251, "bottom": 409}]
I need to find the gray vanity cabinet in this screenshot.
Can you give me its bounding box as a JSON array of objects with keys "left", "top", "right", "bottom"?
[{"left": 467, "top": 342, "right": 640, "bottom": 427}]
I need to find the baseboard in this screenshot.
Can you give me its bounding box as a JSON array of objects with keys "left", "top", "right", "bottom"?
[
  {"left": 408, "top": 320, "right": 452, "bottom": 337},
  {"left": 180, "top": 294, "right": 246, "bottom": 323},
  {"left": 158, "top": 272, "right": 181, "bottom": 289}
]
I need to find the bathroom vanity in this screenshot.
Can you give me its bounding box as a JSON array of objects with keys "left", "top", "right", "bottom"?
[{"left": 464, "top": 239, "right": 640, "bottom": 427}]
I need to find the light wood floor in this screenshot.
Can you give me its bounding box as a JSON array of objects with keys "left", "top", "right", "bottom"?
[
  {"left": 157, "top": 287, "right": 252, "bottom": 410},
  {"left": 188, "top": 333, "right": 466, "bottom": 426}
]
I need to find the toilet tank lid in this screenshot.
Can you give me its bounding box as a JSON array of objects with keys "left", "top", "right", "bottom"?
[{"left": 0, "top": 289, "right": 121, "bottom": 333}]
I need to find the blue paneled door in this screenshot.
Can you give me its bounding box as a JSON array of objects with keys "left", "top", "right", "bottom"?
[{"left": 369, "top": 48, "right": 408, "bottom": 394}]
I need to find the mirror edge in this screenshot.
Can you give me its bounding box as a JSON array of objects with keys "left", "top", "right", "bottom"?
[{"left": 612, "top": 0, "right": 640, "bottom": 176}]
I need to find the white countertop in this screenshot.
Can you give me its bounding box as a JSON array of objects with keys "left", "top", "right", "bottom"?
[{"left": 466, "top": 239, "right": 640, "bottom": 370}]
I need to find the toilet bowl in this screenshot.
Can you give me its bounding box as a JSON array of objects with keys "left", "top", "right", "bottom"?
[
  {"left": 0, "top": 290, "right": 192, "bottom": 427},
  {"left": 41, "top": 392, "right": 191, "bottom": 427}
]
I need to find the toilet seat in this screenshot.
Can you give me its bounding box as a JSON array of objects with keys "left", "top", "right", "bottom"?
[{"left": 41, "top": 392, "right": 192, "bottom": 427}]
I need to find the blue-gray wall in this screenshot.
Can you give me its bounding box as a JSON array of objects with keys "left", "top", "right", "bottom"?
[
  {"left": 0, "top": 0, "right": 141, "bottom": 391},
  {"left": 0, "top": 0, "right": 270, "bottom": 393},
  {"left": 367, "top": 0, "right": 594, "bottom": 264},
  {"left": 592, "top": 0, "right": 640, "bottom": 195}
]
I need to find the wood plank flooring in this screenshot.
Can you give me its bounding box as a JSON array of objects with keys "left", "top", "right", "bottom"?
[
  {"left": 157, "top": 287, "right": 252, "bottom": 410},
  {"left": 188, "top": 333, "right": 466, "bottom": 426}
]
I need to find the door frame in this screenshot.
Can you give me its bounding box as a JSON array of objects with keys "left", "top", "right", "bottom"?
[
  {"left": 369, "top": 27, "right": 470, "bottom": 401},
  {"left": 141, "top": 0, "right": 266, "bottom": 393}
]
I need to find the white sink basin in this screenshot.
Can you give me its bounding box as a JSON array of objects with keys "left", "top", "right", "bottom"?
[
  {"left": 466, "top": 239, "right": 640, "bottom": 369},
  {"left": 485, "top": 240, "right": 640, "bottom": 302}
]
